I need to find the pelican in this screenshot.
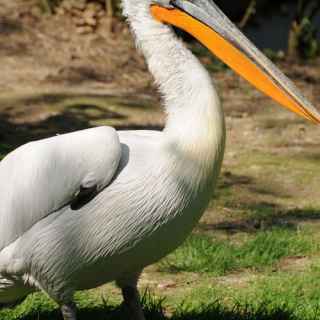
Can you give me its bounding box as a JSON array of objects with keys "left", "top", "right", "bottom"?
[{"left": 0, "top": 0, "right": 319, "bottom": 319}]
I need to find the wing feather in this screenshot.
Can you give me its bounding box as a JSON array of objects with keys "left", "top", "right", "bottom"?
[{"left": 0, "top": 126, "right": 121, "bottom": 250}]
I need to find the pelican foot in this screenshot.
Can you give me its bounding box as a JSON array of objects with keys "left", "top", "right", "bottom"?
[{"left": 61, "top": 302, "right": 77, "bottom": 320}]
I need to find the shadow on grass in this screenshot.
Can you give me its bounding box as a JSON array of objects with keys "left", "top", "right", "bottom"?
[
  {"left": 0, "top": 92, "right": 162, "bottom": 157},
  {"left": 0, "top": 107, "right": 105, "bottom": 153},
  {"left": 15, "top": 300, "right": 300, "bottom": 320},
  {"left": 18, "top": 305, "right": 137, "bottom": 320},
  {"left": 217, "top": 171, "right": 290, "bottom": 200},
  {"left": 2, "top": 92, "right": 155, "bottom": 111},
  {"left": 171, "top": 304, "right": 298, "bottom": 320},
  {"left": 200, "top": 170, "right": 320, "bottom": 234},
  {"left": 200, "top": 204, "right": 320, "bottom": 235},
  {"left": 202, "top": 204, "right": 320, "bottom": 231}
]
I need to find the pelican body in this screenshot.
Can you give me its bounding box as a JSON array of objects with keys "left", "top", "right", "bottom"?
[{"left": 0, "top": 0, "right": 319, "bottom": 319}]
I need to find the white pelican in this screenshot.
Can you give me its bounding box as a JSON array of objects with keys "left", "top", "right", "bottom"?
[{"left": 0, "top": 0, "right": 319, "bottom": 319}]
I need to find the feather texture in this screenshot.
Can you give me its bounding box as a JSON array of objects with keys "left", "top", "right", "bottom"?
[{"left": 0, "top": 127, "right": 121, "bottom": 251}]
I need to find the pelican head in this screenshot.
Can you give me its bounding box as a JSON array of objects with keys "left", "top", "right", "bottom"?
[{"left": 150, "top": 0, "right": 320, "bottom": 123}]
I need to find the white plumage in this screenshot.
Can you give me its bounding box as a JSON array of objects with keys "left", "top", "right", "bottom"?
[
  {"left": 0, "top": 0, "right": 318, "bottom": 319},
  {"left": 0, "top": 127, "right": 121, "bottom": 251}
]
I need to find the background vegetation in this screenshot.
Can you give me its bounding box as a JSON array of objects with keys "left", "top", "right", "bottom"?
[{"left": 37, "top": 0, "right": 320, "bottom": 59}]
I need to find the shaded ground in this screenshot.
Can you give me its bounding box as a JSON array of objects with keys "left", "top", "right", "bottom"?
[{"left": 0, "top": 1, "right": 320, "bottom": 320}]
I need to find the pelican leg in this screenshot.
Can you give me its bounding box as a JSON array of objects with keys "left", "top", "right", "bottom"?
[
  {"left": 116, "top": 273, "right": 145, "bottom": 320},
  {"left": 60, "top": 302, "right": 77, "bottom": 320}
]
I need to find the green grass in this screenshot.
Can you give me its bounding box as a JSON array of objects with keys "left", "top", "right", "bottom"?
[
  {"left": 3, "top": 278, "right": 320, "bottom": 320},
  {"left": 172, "top": 275, "right": 320, "bottom": 320},
  {"left": 160, "top": 228, "right": 317, "bottom": 275},
  {"left": 172, "top": 301, "right": 307, "bottom": 320},
  {"left": 224, "top": 267, "right": 320, "bottom": 320}
]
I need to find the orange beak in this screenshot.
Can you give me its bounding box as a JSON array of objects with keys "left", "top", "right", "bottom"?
[{"left": 151, "top": 1, "right": 320, "bottom": 124}]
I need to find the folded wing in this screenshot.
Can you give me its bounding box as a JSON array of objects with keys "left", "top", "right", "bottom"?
[{"left": 0, "top": 126, "right": 121, "bottom": 251}]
